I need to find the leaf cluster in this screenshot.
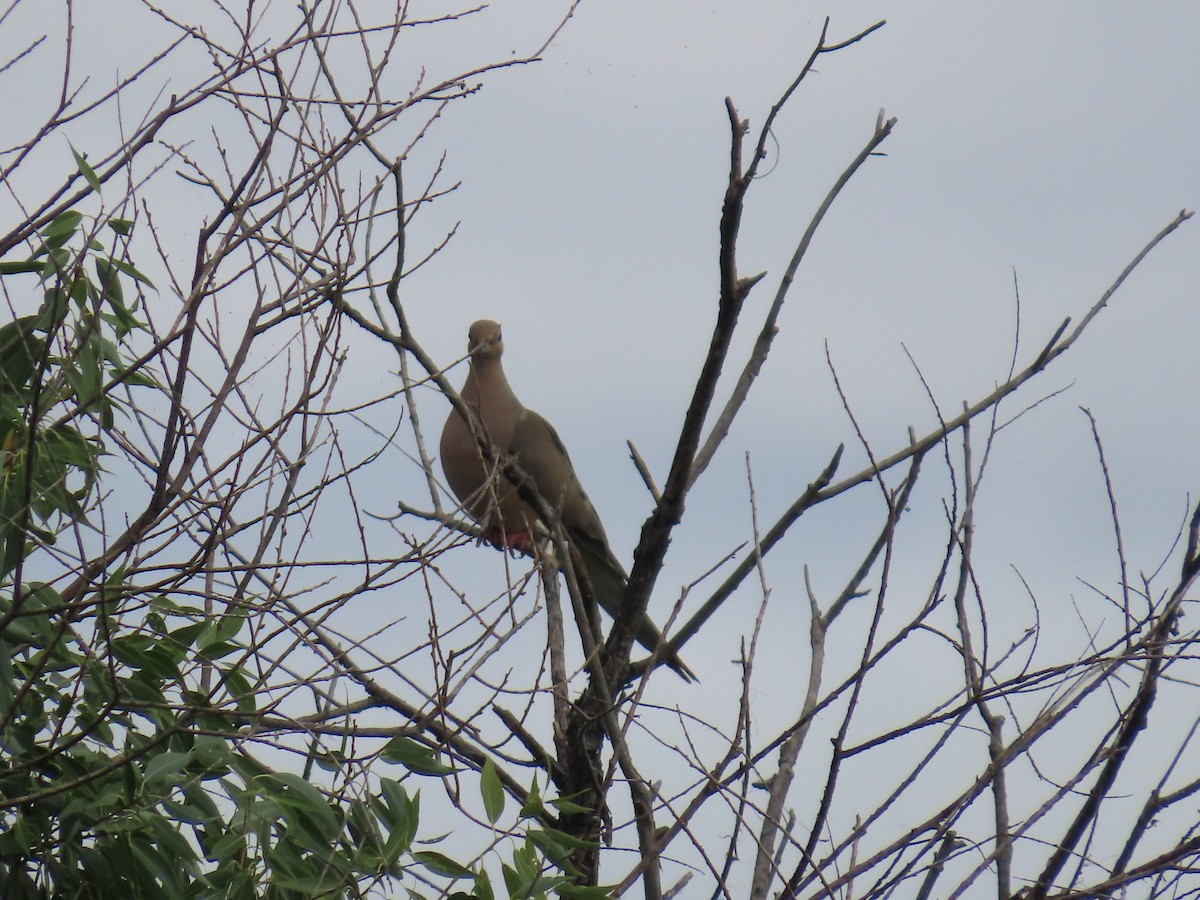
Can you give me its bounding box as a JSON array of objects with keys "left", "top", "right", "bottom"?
[{"left": 0, "top": 188, "right": 606, "bottom": 898}]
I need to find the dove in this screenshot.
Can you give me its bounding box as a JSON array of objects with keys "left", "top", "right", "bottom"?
[{"left": 439, "top": 319, "right": 693, "bottom": 681}]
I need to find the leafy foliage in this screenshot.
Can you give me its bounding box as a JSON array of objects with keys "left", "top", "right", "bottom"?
[{"left": 0, "top": 199, "right": 588, "bottom": 898}]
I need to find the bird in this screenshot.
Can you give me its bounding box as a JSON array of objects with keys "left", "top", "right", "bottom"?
[{"left": 439, "top": 319, "right": 694, "bottom": 681}]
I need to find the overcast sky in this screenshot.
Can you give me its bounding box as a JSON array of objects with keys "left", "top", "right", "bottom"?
[
  {"left": 403, "top": 0, "right": 1199, "bottom": 654},
  {"left": 9, "top": 1, "right": 1191, "bottom": 635},
  {"left": 405, "top": 3, "right": 1200, "bottom": 886},
  {"left": 5, "top": 1, "right": 1198, "bottom": 892}
]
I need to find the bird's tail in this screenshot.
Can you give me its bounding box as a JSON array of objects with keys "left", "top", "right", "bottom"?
[{"left": 575, "top": 541, "right": 696, "bottom": 682}]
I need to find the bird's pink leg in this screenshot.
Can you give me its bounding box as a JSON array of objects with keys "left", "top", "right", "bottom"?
[{"left": 482, "top": 528, "right": 536, "bottom": 557}]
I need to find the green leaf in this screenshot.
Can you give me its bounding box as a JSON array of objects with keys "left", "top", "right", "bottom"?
[
  {"left": 480, "top": 757, "right": 504, "bottom": 825},
  {"left": 472, "top": 869, "right": 496, "bottom": 900},
  {"left": 3, "top": 584, "right": 63, "bottom": 648},
  {"left": 549, "top": 796, "right": 592, "bottom": 815},
  {"left": 142, "top": 808, "right": 201, "bottom": 873},
  {"left": 377, "top": 779, "right": 418, "bottom": 861},
  {"left": 166, "top": 621, "right": 205, "bottom": 651},
  {"left": 0, "top": 636, "right": 14, "bottom": 709},
  {"left": 557, "top": 885, "right": 619, "bottom": 899},
  {"left": 265, "top": 830, "right": 306, "bottom": 877},
  {"left": 413, "top": 850, "right": 472, "bottom": 879},
  {"left": 0, "top": 316, "right": 44, "bottom": 396},
  {"left": 39, "top": 247, "right": 71, "bottom": 280},
  {"left": 99, "top": 301, "right": 146, "bottom": 338},
  {"left": 37, "top": 284, "right": 68, "bottom": 331},
  {"left": 18, "top": 580, "right": 61, "bottom": 610},
  {"left": 381, "top": 737, "right": 453, "bottom": 775},
  {"left": 345, "top": 798, "right": 383, "bottom": 853},
  {"left": 165, "top": 782, "right": 220, "bottom": 823},
  {"left": 213, "top": 609, "right": 245, "bottom": 643},
  {"left": 230, "top": 750, "right": 271, "bottom": 783},
  {"left": 209, "top": 829, "right": 247, "bottom": 861},
  {"left": 109, "top": 634, "right": 156, "bottom": 668},
  {"left": 513, "top": 838, "right": 540, "bottom": 883},
  {"left": 197, "top": 641, "right": 238, "bottom": 662},
  {"left": 63, "top": 334, "right": 103, "bottom": 407},
  {"left": 529, "top": 825, "right": 594, "bottom": 860},
  {"left": 189, "top": 734, "right": 232, "bottom": 773},
  {"left": 270, "top": 772, "right": 339, "bottom": 843},
  {"left": 44, "top": 424, "right": 99, "bottom": 470},
  {"left": 519, "top": 777, "right": 544, "bottom": 818},
  {"left": 127, "top": 832, "right": 189, "bottom": 893},
  {"left": 143, "top": 750, "right": 190, "bottom": 791},
  {"left": 312, "top": 748, "right": 347, "bottom": 772},
  {"left": 113, "top": 257, "right": 154, "bottom": 289},
  {"left": 116, "top": 368, "right": 158, "bottom": 389},
  {"left": 94, "top": 257, "right": 123, "bottom": 308},
  {"left": 221, "top": 665, "right": 256, "bottom": 713},
  {"left": 40, "top": 210, "right": 84, "bottom": 241},
  {"left": 107, "top": 218, "right": 134, "bottom": 236},
  {"left": 0, "top": 259, "right": 43, "bottom": 275},
  {"left": 96, "top": 812, "right": 145, "bottom": 834},
  {"left": 150, "top": 594, "right": 198, "bottom": 615},
  {"left": 78, "top": 843, "right": 116, "bottom": 882},
  {"left": 121, "top": 675, "right": 170, "bottom": 724},
  {"left": 501, "top": 860, "right": 533, "bottom": 899},
  {"left": 70, "top": 144, "right": 102, "bottom": 193}
]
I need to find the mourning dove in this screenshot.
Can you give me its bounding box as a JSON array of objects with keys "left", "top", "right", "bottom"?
[{"left": 439, "top": 319, "right": 694, "bottom": 681}]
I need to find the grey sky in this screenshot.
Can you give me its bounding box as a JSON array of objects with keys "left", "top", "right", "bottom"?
[
  {"left": 412, "top": 0, "right": 1198, "bottom": 625},
  {"left": 4, "top": 1, "right": 1198, "bottom": 893},
  {"left": 411, "top": 6, "right": 1199, "bottom": 886}
]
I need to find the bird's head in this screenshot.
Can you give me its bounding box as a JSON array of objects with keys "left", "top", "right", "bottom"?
[{"left": 467, "top": 319, "right": 504, "bottom": 363}]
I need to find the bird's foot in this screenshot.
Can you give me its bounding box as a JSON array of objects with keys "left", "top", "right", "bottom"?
[{"left": 481, "top": 528, "right": 536, "bottom": 557}]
